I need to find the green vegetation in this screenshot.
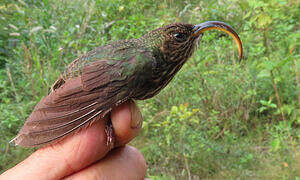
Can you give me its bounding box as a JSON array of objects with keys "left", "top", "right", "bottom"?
[{"left": 0, "top": 0, "right": 299, "bottom": 179}]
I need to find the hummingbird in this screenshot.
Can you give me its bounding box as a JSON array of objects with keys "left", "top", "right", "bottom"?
[{"left": 11, "top": 21, "right": 243, "bottom": 147}]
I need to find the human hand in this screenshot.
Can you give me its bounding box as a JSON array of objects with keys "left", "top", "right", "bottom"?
[{"left": 0, "top": 100, "right": 146, "bottom": 179}]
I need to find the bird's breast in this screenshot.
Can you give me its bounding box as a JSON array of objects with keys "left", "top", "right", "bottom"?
[{"left": 133, "top": 60, "right": 185, "bottom": 100}]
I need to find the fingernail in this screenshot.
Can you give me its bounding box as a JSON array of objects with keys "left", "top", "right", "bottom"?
[{"left": 129, "top": 100, "right": 143, "bottom": 129}]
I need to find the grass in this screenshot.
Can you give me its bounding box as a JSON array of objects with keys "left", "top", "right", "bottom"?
[{"left": 0, "top": 0, "right": 299, "bottom": 179}]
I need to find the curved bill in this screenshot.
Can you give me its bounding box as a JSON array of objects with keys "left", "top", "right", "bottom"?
[{"left": 193, "top": 21, "right": 243, "bottom": 60}]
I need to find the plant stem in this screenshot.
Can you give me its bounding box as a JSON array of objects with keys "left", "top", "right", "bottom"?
[
  {"left": 270, "top": 70, "right": 285, "bottom": 121},
  {"left": 6, "top": 67, "right": 19, "bottom": 102}
]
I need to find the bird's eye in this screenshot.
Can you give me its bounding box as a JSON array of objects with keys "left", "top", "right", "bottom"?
[{"left": 174, "top": 33, "right": 188, "bottom": 42}]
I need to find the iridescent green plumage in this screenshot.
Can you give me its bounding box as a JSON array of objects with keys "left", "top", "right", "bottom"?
[{"left": 59, "top": 27, "right": 165, "bottom": 81}]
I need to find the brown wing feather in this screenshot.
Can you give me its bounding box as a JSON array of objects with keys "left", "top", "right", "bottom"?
[
  {"left": 11, "top": 60, "right": 131, "bottom": 147},
  {"left": 81, "top": 60, "right": 112, "bottom": 91}
]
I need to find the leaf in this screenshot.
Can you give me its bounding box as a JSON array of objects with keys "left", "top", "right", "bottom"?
[
  {"left": 259, "top": 106, "right": 267, "bottom": 112},
  {"left": 257, "top": 13, "right": 272, "bottom": 28},
  {"left": 171, "top": 106, "right": 178, "bottom": 114},
  {"left": 118, "top": 6, "right": 124, "bottom": 12},
  {"left": 269, "top": 103, "right": 277, "bottom": 108},
  {"left": 257, "top": 69, "right": 271, "bottom": 78},
  {"left": 270, "top": 138, "right": 280, "bottom": 151},
  {"left": 260, "top": 100, "right": 268, "bottom": 105}
]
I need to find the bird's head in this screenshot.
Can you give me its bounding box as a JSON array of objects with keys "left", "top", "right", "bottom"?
[{"left": 142, "top": 21, "right": 243, "bottom": 63}]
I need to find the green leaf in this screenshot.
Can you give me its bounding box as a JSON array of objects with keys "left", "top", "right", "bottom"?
[
  {"left": 270, "top": 138, "right": 280, "bottom": 151},
  {"left": 257, "top": 69, "right": 271, "bottom": 78}
]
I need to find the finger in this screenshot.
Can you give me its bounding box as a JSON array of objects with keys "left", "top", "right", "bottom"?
[
  {"left": 1, "top": 118, "right": 109, "bottom": 180},
  {"left": 1, "top": 101, "right": 141, "bottom": 180},
  {"left": 111, "top": 100, "right": 143, "bottom": 147},
  {"left": 64, "top": 146, "right": 146, "bottom": 180}
]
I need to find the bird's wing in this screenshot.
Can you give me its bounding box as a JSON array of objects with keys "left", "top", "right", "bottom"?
[{"left": 12, "top": 50, "right": 152, "bottom": 147}]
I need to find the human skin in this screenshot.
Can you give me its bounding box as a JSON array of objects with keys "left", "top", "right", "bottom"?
[{"left": 0, "top": 100, "right": 146, "bottom": 180}]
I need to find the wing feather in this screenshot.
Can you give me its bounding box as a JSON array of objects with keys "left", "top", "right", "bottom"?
[{"left": 11, "top": 60, "right": 130, "bottom": 147}]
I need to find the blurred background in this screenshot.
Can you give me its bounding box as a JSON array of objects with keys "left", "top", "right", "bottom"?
[{"left": 0, "top": 0, "right": 299, "bottom": 179}]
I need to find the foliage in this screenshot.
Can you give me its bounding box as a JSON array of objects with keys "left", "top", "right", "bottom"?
[{"left": 0, "top": 0, "right": 299, "bottom": 178}]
